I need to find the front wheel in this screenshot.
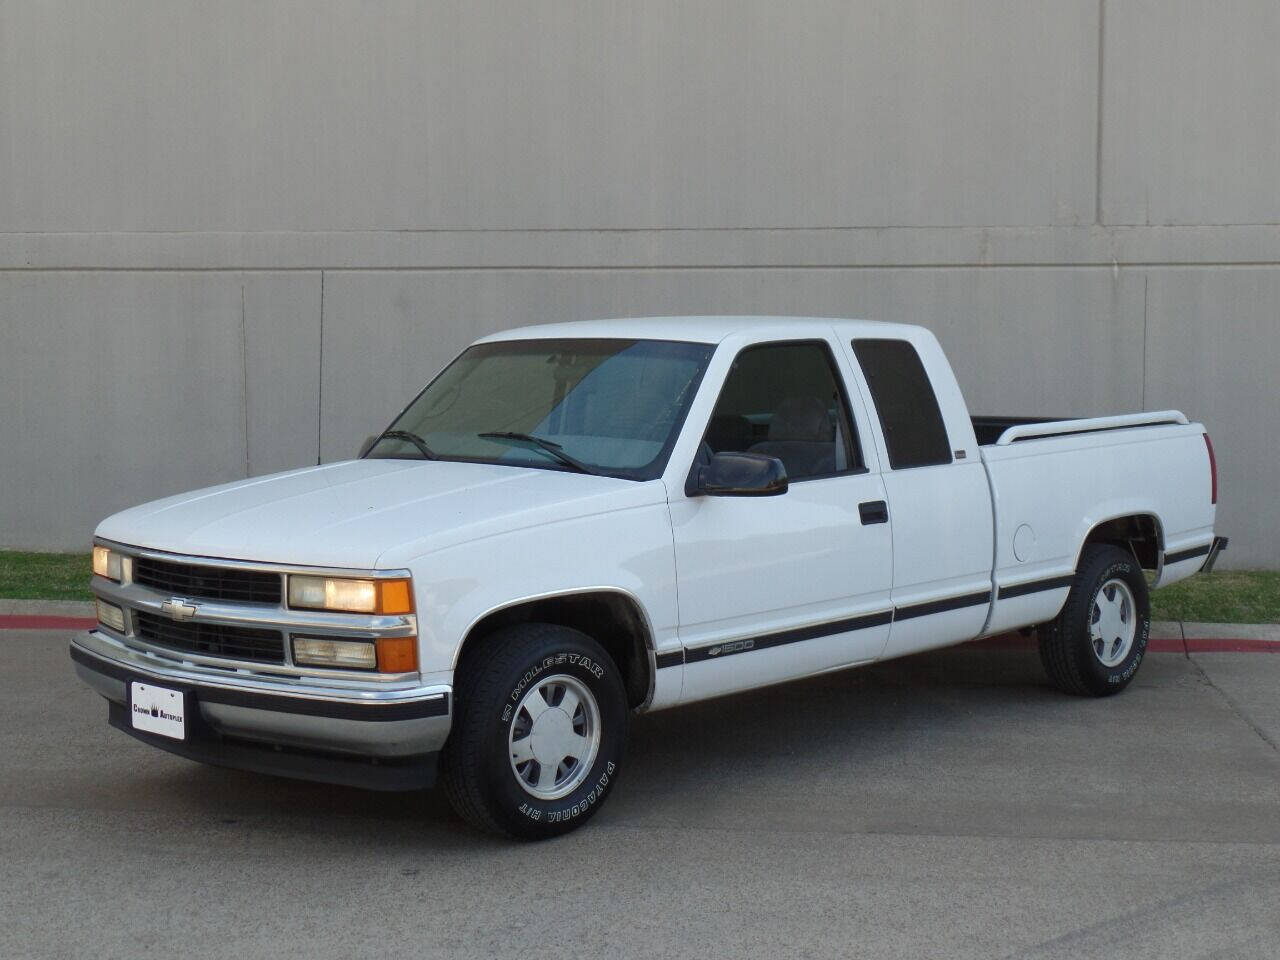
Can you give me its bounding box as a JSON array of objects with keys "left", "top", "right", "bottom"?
[
  {"left": 1038, "top": 544, "right": 1151, "bottom": 696},
  {"left": 441, "top": 623, "right": 628, "bottom": 839}
]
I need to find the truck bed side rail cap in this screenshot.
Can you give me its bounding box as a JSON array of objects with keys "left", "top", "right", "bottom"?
[{"left": 995, "top": 410, "right": 1189, "bottom": 446}]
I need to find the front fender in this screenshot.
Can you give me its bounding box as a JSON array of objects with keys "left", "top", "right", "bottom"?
[{"left": 403, "top": 501, "right": 680, "bottom": 682}]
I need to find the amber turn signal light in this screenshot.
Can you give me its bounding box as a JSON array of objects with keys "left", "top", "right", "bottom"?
[
  {"left": 375, "top": 579, "right": 414, "bottom": 615},
  {"left": 376, "top": 636, "right": 419, "bottom": 673}
]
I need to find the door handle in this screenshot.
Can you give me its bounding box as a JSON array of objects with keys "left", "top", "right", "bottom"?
[{"left": 859, "top": 500, "right": 889, "bottom": 525}]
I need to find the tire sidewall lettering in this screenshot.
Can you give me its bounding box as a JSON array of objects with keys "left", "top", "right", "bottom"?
[
  {"left": 501, "top": 652, "right": 607, "bottom": 722},
  {"left": 496, "top": 648, "right": 621, "bottom": 827},
  {"left": 1092, "top": 560, "right": 1149, "bottom": 683},
  {"left": 519, "top": 760, "right": 616, "bottom": 824}
]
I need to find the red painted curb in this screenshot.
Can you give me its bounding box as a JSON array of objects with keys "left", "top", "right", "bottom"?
[
  {"left": 0, "top": 615, "right": 96, "bottom": 630},
  {"left": 1147, "top": 637, "right": 1191, "bottom": 653},
  {"left": 1184, "top": 637, "right": 1280, "bottom": 653}
]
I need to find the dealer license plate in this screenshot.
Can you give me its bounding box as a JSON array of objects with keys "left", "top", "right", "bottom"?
[{"left": 129, "top": 682, "right": 186, "bottom": 741}]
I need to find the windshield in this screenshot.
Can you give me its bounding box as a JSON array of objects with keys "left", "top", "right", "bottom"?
[{"left": 367, "top": 338, "right": 715, "bottom": 480}]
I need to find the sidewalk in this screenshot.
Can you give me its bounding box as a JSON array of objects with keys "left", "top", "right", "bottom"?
[{"left": 0, "top": 599, "right": 95, "bottom": 617}]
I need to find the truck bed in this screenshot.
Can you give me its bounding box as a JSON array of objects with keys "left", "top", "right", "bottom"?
[{"left": 976, "top": 413, "right": 1216, "bottom": 636}]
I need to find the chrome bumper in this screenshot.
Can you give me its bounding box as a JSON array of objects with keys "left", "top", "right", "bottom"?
[{"left": 71, "top": 630, "right": 452, "bottom": 790}]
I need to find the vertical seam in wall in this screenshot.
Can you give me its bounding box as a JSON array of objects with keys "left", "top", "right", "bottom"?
[
  {"left": 1094, "top": 0, "right": 1107, "bottom": 225},
  {"left": 240, "top": 282, "right": 251, "bottom": 477},
  {"left": 316, "top": 270, "right": 325, "bottom": 465},
  {"left": 1141, "top": 273, "right": 1149, "bottom": 410}
]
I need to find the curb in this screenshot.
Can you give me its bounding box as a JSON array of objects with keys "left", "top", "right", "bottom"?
[
  {"left": 0, "top": 615, "right": 96, "bottom": 630},
  {"left": 968, "top": 620, "right": 1279, "bottom": 655},
  {"left": 0, "top": 599, "right": 95, "bottom": 617},
  {"left": 1151, "top": 619, "right": 1280, "bottom": 653},
  {"left": 1179, "top": 621, "right": 1280, "bottom": 642},
  {"left": 0, "top": 600, "right": 96, "bottom": 630}
]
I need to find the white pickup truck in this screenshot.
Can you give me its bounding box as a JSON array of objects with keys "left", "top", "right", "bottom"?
[{"left": 73, "top": 316, "right": 1226, "bottom": 838}]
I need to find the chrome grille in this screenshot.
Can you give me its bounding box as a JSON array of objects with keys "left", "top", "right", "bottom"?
[
  {"left": 132, "top": 558, "right": 282, "bottom": 604},
  {"left": 135, "top": 611, "right": 285, "bottom": 664}
]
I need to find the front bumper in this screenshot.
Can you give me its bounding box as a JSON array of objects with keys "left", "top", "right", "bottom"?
[{"left": 71, "top": 629, "right": 452, "bottom": 791}]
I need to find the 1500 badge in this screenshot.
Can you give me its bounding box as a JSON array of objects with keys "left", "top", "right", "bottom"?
[{"left": 708, "top": 639, "right": 755, "bottom": 657}]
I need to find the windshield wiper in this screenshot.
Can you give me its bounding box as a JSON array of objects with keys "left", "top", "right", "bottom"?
[
  {"left": 477, "top": 432, "right": 601, "bottom": 475},
  {"left": 371, "top": 429, "right": 437, "bottom": 460}
]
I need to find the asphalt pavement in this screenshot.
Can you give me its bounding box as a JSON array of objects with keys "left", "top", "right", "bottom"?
[{"left": 2, "top": 629, "right": 1278, "bottom": 959}]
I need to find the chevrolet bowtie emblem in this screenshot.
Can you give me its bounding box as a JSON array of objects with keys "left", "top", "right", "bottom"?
[{"left": 160, "top": 598, "right": 198, "bottom": 621}]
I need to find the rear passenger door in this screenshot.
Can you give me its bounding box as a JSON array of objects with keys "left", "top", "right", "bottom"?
[
  {"left": 669, "top": 339, "right": 895, "bottom": 702},
  {"left": 848, "top": 337, "right": 994, "bottom": 657}
]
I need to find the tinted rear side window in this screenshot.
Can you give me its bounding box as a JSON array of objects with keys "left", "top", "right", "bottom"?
[{"left": 852, "top": 339, "right": 952, "bottom": 469}]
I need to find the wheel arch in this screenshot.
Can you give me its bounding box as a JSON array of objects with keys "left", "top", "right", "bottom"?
[
  {"left": 454, "top": 587, "right": 657, "bottom": 710},
  {"left": 1075, "top": 512, "right": 1165, "bottom": 573}
]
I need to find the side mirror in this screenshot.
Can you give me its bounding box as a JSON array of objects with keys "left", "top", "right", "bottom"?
[
  {"left": 691, "top": 452, "right": 788, "bottom": 497},
  {"left": 358, "top": 434, "right": 378, "bottom": 458}
]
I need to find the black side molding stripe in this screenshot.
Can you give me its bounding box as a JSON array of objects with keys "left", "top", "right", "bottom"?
[
  {"left": 655, "top": 649, "right": 684, "bottom": 669},
  {"left": 70, "top": 644, "right": 449, "bottom": 721},
  {"left": 1165, "top": 542, "right": 1212, "bottom": 565},
  {"left": 681, "top": 588, "right": 998, "bottom": 665},
  {"left": 893, "top": 591, "right": 991, "bottom": 621},
  {"left": 996, "top": 575, "right": 1075, "bottom": 600},
  {"left": 684, "top": 610, "right": 893, "bottom": 664}
]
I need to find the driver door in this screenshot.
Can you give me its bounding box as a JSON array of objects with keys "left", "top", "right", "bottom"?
[{"left": 668, "top": 338, "right": 894, "bottom": 702}]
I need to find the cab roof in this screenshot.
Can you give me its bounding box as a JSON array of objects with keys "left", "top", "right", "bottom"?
[{"left": 477, "top": 315, "right": 918, "bottom": 345}]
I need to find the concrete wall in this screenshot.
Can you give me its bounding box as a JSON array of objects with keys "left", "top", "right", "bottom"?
[{"left": 2, "top": 1, "right": 1278, "bottom": 566}]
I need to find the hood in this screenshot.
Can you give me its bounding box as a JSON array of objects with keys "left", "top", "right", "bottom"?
[{"left": 96, "top": 459, "right": 665, "bottom": 569}]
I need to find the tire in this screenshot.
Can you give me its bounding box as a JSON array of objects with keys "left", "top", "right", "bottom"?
[
  {"left": 1038, "top": 543, "right": 1151, "bottom": 697},
  {"left": 441, "top": 623, "right": 628, "bottom": 839}
]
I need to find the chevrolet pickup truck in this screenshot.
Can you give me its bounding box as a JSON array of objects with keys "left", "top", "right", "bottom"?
[{"left": 72, "top": 316, "right": 1226, "bottom": 838}]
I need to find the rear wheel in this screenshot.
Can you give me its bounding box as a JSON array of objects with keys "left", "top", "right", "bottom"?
[
  {"left": 441, "top": 623, "right": 628, "bottom": 839},
  {"left": 1038, "top": 544, "right": 1151, "bottom": 696}
]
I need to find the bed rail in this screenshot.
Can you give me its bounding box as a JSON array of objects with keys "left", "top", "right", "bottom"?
[{"left": 994, "top": 410, "right": 1189, "bottom": 446}]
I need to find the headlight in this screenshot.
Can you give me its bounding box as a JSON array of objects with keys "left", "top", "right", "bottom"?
[
  {"left": 286, "top": 575, "right": 413, "bottom": 615},
  {"left": 92, "top": 546, "right": 126, "bottom": 582}
]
